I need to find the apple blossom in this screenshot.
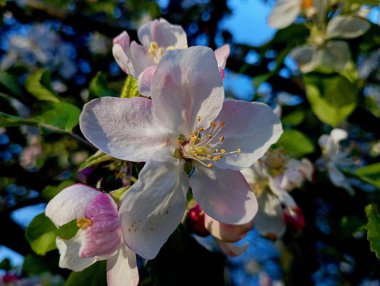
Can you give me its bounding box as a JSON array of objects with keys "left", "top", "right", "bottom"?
[
  {"left": 241, "top": 151, "right": 311, "bottom": 239},
  {"left": 318, "top": 128, "right": 354, "bottom": 194},
  {"left": 112, "top": 18, "right": 230, "bottom": 96},
  {"left": 45, "top": 184, "right": 139, "bottom": 286},
  {"left": 290, "top": 16, "right": 370, "bottom": 73},
  {"left": 80, "top": 46, "right": 282, "bottom": 259}
]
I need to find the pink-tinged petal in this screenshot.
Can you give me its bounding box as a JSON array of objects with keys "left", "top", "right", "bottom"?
[
  {"left": 45, "top": 184, "right": 99, "bottom": 227},
  {"left": 268, "top": 0, "right": 301, "bottom": 29},
  {"left": 299, "top": 158, "right": 314, "bottom": 181},
  {"left": 151, "top": 46, "right": 224, "bottom": 136},
  {"left": 120, "top": 159, "right": 188, "bottom": 259},
  {"left": 215, "top": 239, "right": 249, "bottom": 256},
  {"left": 190, "top": 166, "right": 257, "bottom": 225},
  {"left": 138, "top": 19, "right": 187, "bottom": 49},
  {"left": 254, "top": 192, "right": 286, "bottom": 239},
  {"left": 204, "top": 214, "right": 253, "bottom": 242},
  {"left": 213, "top": 100, "right": 283, "bottom": 170},
  {"left": 80, "top": 193, "right": 122, "bottom": 258},
  {"left": 112, "top": 33, "right": 153, "bottom": 77},
  {"left": 107, "top": 244, "right": 139, "bottom": 286},
  {"left": 113, "top": 31, "right": 130, "bottom": 52},
  {"left": 80, "top": 97, "right": 174, "bottom": 162},
  {"left": 56, "top": 231, "right": 96, "bottom": 272},
  {"left": 137, "top": 65, "right": 157, "bottom": 96},
  {"left": 214, "top": 44, "right": 230, "bottom": 79}
]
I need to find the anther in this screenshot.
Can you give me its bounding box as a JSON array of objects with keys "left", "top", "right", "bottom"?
[
  {"left": 221, "top": 149, "right": 226, "bottom": 154},
  {"left": 77, "top": 217, "right": 93, "bottom": 230},
  {"left": 237, "top": 148, "right": 241, "bottom": 154},
  {"left": 219, "top": 136, "right": 224, "bottom": 142},
  {"left": 207, "top": 163, "right": 214, "bottom": 168}
]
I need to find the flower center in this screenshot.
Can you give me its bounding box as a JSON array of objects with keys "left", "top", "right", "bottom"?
[
  {"left": 77, "top": 217, "right": 93, "bottom": 230},
  {"left": 176, "top": 116, "right": 240, "bottom": 169},
  {"left": 148, "top": 41, "right": 175, "bottom": 64}
]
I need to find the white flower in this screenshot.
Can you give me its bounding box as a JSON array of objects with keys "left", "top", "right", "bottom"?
[
  {"left": 318, "top": 128, "right": 354, "bottom": 194},
  {"left": 80, "top": 46, "right": 282, "bottom": 259},
  {"left": 45, "top": 184, "right": 139, "bottom": 286},
  {"left": 290, "top": 16, "right": 370, "bottom": 73},
  {"left": 113, "top": 18, "right": 230, "bottom": 96}
]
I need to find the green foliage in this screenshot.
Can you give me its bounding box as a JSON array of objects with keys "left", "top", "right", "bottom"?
[
  {"left": 282, "top": 110, "right": 305, "bottom": 126},
  {"left": 121, "top": 76, "right": 140, "bottom": 98},
  {"left": 276, "top": 129, "right": 315, "bottom": 156},
  {"left": 65, "top": 261, "right": 107, "bottom": 286},
  {"left": 0, "top": 112, "right": 37, "bottom": 127},
  {"left": 23, "top": 254, "right": 59, "bottom": 276},
  {"left": 355, "top": 163, "right": 380, "bottom": 190},
  {"left": 365, "top": 204, "right": 380, "bottom": 259},
  {"left": 25, "top": 214, "right": 58, "bottom": 256},
  {"left": 304, "top": 75, "right": 358, "bottom": 127},
  {"left": 89, "top": 72, "right": 119, "bottom": 98},
  {"left": 25, "top": 69, "right": 60, "bottom": 103},
  {"left": 42, "top": 180, "right": 75, "bottom": 201},
  {"left": 26, "top": 214, "right": 78, "bottom": 256},
  {"left": 0, "top": 71, "right": 23, "bottom": 97},
  {"left": 79, "top": 150, "right": 113, "bottom": 171},
  {"left": 37, "top": 102, "right": 81, "bottom": 132}
]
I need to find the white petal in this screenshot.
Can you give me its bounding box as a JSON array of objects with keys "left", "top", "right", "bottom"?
[
  {"left": 326, "top": 16, "right": 370, "bottom": 39},
  {"left": 290, "top": 45, "right": 319, "bottom": 73},
  {"left": 150, "top": 46, "right": 224, "bottom": 136},
  {"left": 138, "top": 19, "right": 187, "bottom": 49},
  {"left": 213, "top": 100, "right": 283, "bottom": 170},
  {"left": 320, "top": 41, "right": 351, "bottom": 72},
  {"left": 80, "top": 97, "right": 174, "bottom": 162},
  {"left": 190, "top": 166, "right": 257, "bottom": 225},
  {"left": 137, "top": 65, "right": 157, "bottom": 96},
  {"left": 328, "top": 164, "right": 354, "bottom": 195},
  {"left": 120, "top": 160, "right": 188, "bottom": 259},
  {"left": 107, "top": 244, "right": 139, "bottom": 286},
  {"left": 214, "top": 44, "right": 230, "bottom": 70},
  {"left": 268, "top": 0, "right": 301, "bottom": 29},
  {"left": 331, "top": 128, "right": 348, "bottom": 143},
  {"left": 56, "top": 231, "right": 97, "bottom": 272},
  {"left": 45, "top": 184, "right": 99, "bottom": 227},
  {"left": 254, "top": 192, "right": 286, "bottom": 238}
]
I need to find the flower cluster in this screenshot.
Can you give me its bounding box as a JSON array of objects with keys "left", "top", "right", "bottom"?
[
  {"left": 45, "top": 18, "right": 283, "bottom": 285},
  {"left": 269, "top": 0, "right": 370, "bottom": 73}
]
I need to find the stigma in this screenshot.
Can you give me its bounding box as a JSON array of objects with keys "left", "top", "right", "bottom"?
[
  {"left": 77, "top": 217, "right": 93, "bottom": 230},
  {"left": 178, "top": 117, "right": 241, "bottom": 168}
]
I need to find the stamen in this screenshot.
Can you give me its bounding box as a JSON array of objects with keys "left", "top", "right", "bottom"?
[
  {"left": 219, "top": 136, "right": 224, "bottom": 142},
  {"left": 77, "top": 217, "right": 93, "bottom": 230},
  {"left": 207, "top": 163, "right": 214, "bottom": 168}
]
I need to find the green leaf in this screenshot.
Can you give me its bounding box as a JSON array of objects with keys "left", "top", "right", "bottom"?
[
  {"left": 25, "top": 214, "right": 58, "bottom": 256},
  {"left": 37, "top": 102, "right": 81, "bottom": 132},
  {"left": 110, "top": 186, "right": 129, "bottom": 205},
  {"left": 304, "top": 75, "right": 358, "bottom": 127},
  {"left": 355, "top": 163, "right": 380, "bottom": 190},
  {"left": 366, "top": 204, "right": 380, "bottom": 259},
  {"left": 23, "top": 254, "right": 58, "bottom": 276},
  {"left": 276, "top": 129, "right": 315, "bottom": 156},
  {"left": 121, "top": 76, "right": 140, "bottom": 98},
  {"left": 0, "top": 112, "right": 37, "bottom": 127},
  {"left": 65, "top": 261, "right": 107, "bottom": 286},
  {"left": 57, "top": 220, "right": 79, "bottom": 240},
  {"left": 89, "top": 72, "right": 119, "bottom": 98},
  {"left": 42, "top": 180, "right": 75, "bottom": 201},
  {"left": 79, "top": 150, "right": 113, "bottom": 171},
  {"left": 0, "top": 71, "right": 23, "bottom": 97},
  {"left": 282, "top": 110, "right": 305, "bottom": 126},
  {"left": 25, "top": 69, "right": 60, "bottom": 103}
]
